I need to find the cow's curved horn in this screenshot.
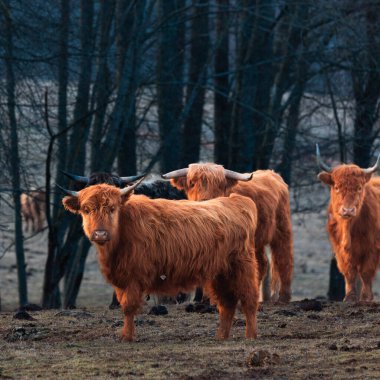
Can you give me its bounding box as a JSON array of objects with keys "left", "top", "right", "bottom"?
[
  {"left": 224, "top": 169, "right": 253, "bottom": 181},
  {"left": 119, "top": 173, "right": 146, "bottom": 184},
  {"left": 60, "top": 170, "right": 89, "bottom": 184},
  {"left": 120, "top": 176, "right": 145, "bottom": 196},
  {"left": 56, "top": 184, "right": 79, "bottom": 197},
  {"left": 363, "top": 153, "right": 380, "bottom": 174},
  {"left": 161, "top": 168, "right": 189, "bottom": 179},
  {"left": 316, "top": 144, "right": 332, "bottom": 173}
]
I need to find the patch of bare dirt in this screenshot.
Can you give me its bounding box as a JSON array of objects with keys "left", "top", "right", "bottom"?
[{"left": 0, "top": 302, "right": 379, "bottom": 379}]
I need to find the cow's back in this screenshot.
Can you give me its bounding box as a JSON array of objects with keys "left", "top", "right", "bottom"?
[
  {"left": 120, "top": 194, "right": 257, "bottom": 293},
  {"left": 230, "top": 170, "right": 290, "bottom": 249}
]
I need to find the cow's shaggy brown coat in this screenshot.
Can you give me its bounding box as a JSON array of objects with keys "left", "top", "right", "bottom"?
[
  {"left": 319, "top": 165, "right": 380, "bottom": 302},
  {"left": 168, "top": 163, "right": 293, "bottom": 302},
  {"left": 63, "top": 184, "right": 259, "bottom": 341}
]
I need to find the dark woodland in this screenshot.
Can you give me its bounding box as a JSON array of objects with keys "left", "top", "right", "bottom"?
[{"left": 1, "top": 0, "right": 380, "bottom": 311}]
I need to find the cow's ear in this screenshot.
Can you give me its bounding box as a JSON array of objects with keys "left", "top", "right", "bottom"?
[
  {"left": 120, "top": 191, "right": 134, "bottom": 203},
  {"left": 364, "top": 173, "right": 373, "bottom": 183},
  {"left": 226, "top": 178, "right": 239, "bottom": 190},
  {"left": 62, "top": 196, "right": 80, "bottom": 214},
  {"left": 170, "top": 177, "right": 187, "bottom": 191},
  {"left": 318, "top": 172, "right": 334, "bottom": 186}
]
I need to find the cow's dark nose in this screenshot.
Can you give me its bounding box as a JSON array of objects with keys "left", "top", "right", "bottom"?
[
  {"left": 340, "top": 207, "right": 356, "bottom": 218},
  {"left": 91, "top": 230, "right": 109, "bottom": 242}
]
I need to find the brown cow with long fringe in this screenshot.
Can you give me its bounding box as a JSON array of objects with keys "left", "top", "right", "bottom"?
[
  {"left": 163, "top": 163, "right": 293, "bottom": 303},
  {"left": 317, "top": 145, "right": 380, "bottom": 302},
  {"left": 62, "top": 182, "right": 259, "bottom": 341}
]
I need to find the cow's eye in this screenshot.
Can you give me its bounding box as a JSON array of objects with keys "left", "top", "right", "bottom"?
[
  {"left": 189, "top": 181, "right": 195, "bottom": 188},
  {"left": 357, "top": 186, "right": 362, "bottom": 192},
  {"left": 110, "top": 206, "right": 115, "bottom": 213},
  {"left": 334, "top": 186, "right": 340, "bottom": 193},
  {"left": 83, "top": 208, "right": 90, "bottom": 215}
]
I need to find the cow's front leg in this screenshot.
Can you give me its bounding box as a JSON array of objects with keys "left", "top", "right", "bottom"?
[
  {"left": 343, "top": 269, "right": 358, "bottom": 302},
  {"left": 336, "top": 254, "right": 357, "bottom": 302},
  {"left": 358, "top": 257, "right": 377, "bottom": 302},
  {"left": 114, "top": 285, "right": 142, "bottom": 341}
]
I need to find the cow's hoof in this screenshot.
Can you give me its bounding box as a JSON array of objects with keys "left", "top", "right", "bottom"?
[
  {"left": 245, "top": 331, "right": 257, "bottom": 339},
  {"left": 343, "top": 293, "right": 357, "bottom": 303},
  {"left": 120, "top": 334, "right": 134, "bottom": 342},
  {"left": 215, "top": 331, "right": 229, "bottom": 340},
  {"left": 277, "top": 293, "right": 291, "bottom": 304},
  {"left": 360, "top": 293, "right": 373, "bottom": 302}
]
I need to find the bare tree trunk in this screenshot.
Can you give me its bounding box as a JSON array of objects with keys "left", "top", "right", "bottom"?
[
  {"left": 228, "top": 0, "right": 257, "bottom": 172},
  {"left": 64, "top": 0, "right": 150, "bottom": 308},
  {"left": 63, "top": 0, "right": 109, "bottom": 308},
  {"left": 214, "top": 0, "right": 231, "bottom": 166},
  {"left": 230, "top": 0, "right": 275, "bottom": 171},
  {"left": 157, "top": 0, "right": 185, "bottom": 172},
  {"left": 63, "top": 235, "right": 91, "bottom": 308},
  {"left": 90, "top": 0, "right": 115, "bottom": 171},
  {"left": 2, "top": 0, "right": 28, "bottom": 307},
  {"left": 277, "top": 84, "right": 303, "bottom": 184},
  {"left": 117, "top": 0, "right": 137, "bottom": 175},
  {"left": 60, "top": 0, "right": 115, "bottom": 309},
  {"left": 42, "top": 0, "right": 70, "bottom": 309},
  {"left": 277, "top": 44, "right": 309, "bottom": 184},
  {"left": 250, "top": 0, "right": 275, "bottom": 170},
  {"left": 229, "top": 1, "right": 256, "bottom": 171},
  {"left": 181, "top": 0, "right": 209, "bottom": 166},
  {"left": 67, "top": 0, "right": 95, "bottom": 174},
  {"left": 352, "top": 5, "right": 380, "bottom": 167},
  {"left": 100, "top": 1, "right": 150, "bottom": 171}
]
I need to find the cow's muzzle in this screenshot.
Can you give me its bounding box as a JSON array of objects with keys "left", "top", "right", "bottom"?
[
  {"left": 91, "top": 230, "right": 110, "bottom": 244},
  {"left": 339, "top": 207, "right": 356, "bottom": 219}
]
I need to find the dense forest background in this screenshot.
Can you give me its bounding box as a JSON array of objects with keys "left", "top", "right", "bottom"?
[{"left": 1, "top": 0, "right": 380, "bottom": 309}]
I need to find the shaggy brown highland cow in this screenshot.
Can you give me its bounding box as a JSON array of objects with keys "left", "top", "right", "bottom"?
[
  {"left": 21, "top": 190, "right": 46, "bottom": 233},
  {"left": 163, "top": 163, "right": 293, "bottom": 303},
  {"left": 62, "top": 182, "right": 259, "bottom": 341},
  {"left": 317, "top": 145, "right": 380, "bottom": 302}
]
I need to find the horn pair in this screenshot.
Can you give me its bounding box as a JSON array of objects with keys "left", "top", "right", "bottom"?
[
  {"left": 57, "top": 176, "right": 145, "bottom": 197},
  {"left": 162, "top": 168, "right": 253, "bottom": 181},
  {"left": 316, "top": 144, "right": 380, "bottom": 174},
  {"left": 61, "top": 170, "right": 144, "bottom": 185}
]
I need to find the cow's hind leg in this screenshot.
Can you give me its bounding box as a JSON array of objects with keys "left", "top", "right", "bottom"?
[
  {"left": 109, "top": 291, "right": 120, "bottom": 309},
  {"left": 255, "top": 247, "right": 270, "bottom": 302},
  {"left": 209, "top": 275, "right": 237, "bottom": 340},
  {"left": 235, "top": 260, "right": 259, "bottom": 339},
  {"left": 358, "top": 256, "right": 377, "bottom": 302},
  {"left": 24, "top": 215, "right": 30, "bottom": 233},
  {"left": 240, "top": 300, "right": 258, "bottom": 339},
  {"left": 216, "top": 255, "right": 259, "bottom": 339},
  {"left": 217, "top": 303, "right": 237, "bottom": 340},
  {"left": 270, "top": 221, "right": 293, "bottom": 303}
]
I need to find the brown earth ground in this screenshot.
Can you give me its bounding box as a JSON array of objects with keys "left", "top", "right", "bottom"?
[
  {"left": 1, "top": 203, "right": 380, "bottom": 379},
  {"left": 0, "top": 301, "right": 379, "bottom": 379}
]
